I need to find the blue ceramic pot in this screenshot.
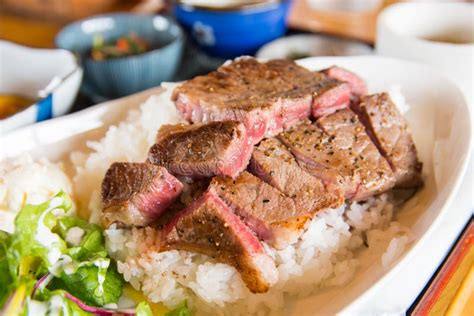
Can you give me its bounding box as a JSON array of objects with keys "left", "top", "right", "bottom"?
[
  {"left": 56, "top": 14, "right": 184, "bottom": 98},
  {"left": 174, "top": 1, "right": 291, "bottom": 59}
]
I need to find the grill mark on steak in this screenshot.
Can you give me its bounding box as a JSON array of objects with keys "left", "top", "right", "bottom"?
[
  {"left": 352, "top": 93, "right": 423, "bottom": 188},
  {"left": 101, "top": 162, "right": 183, "bottom": 228},
  {"left": 209, "top": 171, "right": 309, "bottom": 250},
  {"left": 279, "top": 110, "right": 395, "bottom": 201},
  {"left": 172, "top": 57, "right": 350, "bottom": 143},
  {"left": 162, "top": 190, "right": 278, "bottom": 293},
  {"left": 250, "top": 138, "right": 344, "bottom": 213},
  {"left": 148, "top": 121, "right": 253, "bottom": 178}
]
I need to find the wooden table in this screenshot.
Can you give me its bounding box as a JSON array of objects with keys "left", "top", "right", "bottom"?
[
  {"left": 287, "top": 0, "right": 399, "bottom": 43},
  {"left": 0, "top": 14, "right": 62, "bottom": 48},
  {"left": 0, "top": 0, "right": 139, "bottom": 48}
]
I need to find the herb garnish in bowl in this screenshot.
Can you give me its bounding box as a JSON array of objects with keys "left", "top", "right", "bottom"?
[{"left": 90, "top": 33, "right": 150, "bottom": 61}]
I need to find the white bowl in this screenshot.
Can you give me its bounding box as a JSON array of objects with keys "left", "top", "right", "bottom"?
[
  {"left": 1, "top": 56, "right": 472, "bottom": 314},
  {"left": 376, "top": 2, "right": 474, "bottom": 106},
  {"left": 0, "top": 40, "right": 83, "bottom": 134},
  {"left": 256, "top": 34, "right": 373, "bottom": 60}
]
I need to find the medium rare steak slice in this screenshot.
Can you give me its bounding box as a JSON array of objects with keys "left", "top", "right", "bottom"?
[
  {"left": 250, "top": 138, "right": 344, "bottom": 213},
  {"left": 172, "top": 58, "right": 351, "bottom": 143},
  {"left": 278, "top": 120, "right": 346, "bottom": 191},
  {"left": 322, "top": 66, "right": 368, "bottom": 98},
  {"left": 148, "top": 121, "right": 253, "bottom": 178},
  {"left": 310, "top": 81, "right": 351, "bottom": 118},
  {"left": 352, "top": 93, "right": 422, "bottom": 188},
  {"left": 210, "top": 171, "right": 310, "bottom": 250},
  {"left": 279, "top": 110, "right": 395, "bottom": 200},
  {"left": 162, "top": 190, "right": 278, "bottom": 293},
  {"left": 101, "top": 162, "right": 183, "bottom": 228}
]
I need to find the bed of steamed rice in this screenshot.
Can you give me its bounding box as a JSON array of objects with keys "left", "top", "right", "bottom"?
[
  {"left": 68, "top": 83, "right": 413, "bottom": 315},
  {"left": 104, "top": 194, "right": 410, "bottom": 315}
]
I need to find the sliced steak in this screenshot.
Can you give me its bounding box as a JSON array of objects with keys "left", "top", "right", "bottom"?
[
  {"left": 279, "top": 109, "right": 395, "bottom": 200},
  {"left": 250, "top": 138, "right": 344, "bottom": 213},
  {"left": 209, "top": 171, "right": 312, "bottom": 249},
  {"left": 162, "top": 190, "right": 278, "bottom": 293},
  {"left": 307, "top": 78, "right": 351, "bottom": 118},
  {"left": 101, "top": 162, "right": 183, "bottom": 228},
  {"left": 322, "top": 66, "right": 368, "bottom": 98},
  {"left": 352, "top": 93, "right": 422, "bottom": 188},
  {"left": 278, "top": 120, "right": 346, "bottom": 190},
  {"left": 155, "top": 123, "right": 190, "bottom": 143},
  {"left": 172, "top": 58, "right": 350, "bottom": 143},
  {"left": 148, "top": 121, "right": 253, "bottom": 178}
]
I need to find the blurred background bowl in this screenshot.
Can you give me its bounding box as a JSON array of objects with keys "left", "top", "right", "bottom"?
[
  {"left": 174, "top": 0, "right": 291, "bottom": 59},
  {"left": 56, "top": 13, "right": 184, "bottom": 99},
  {"left": 0, "top": 40, "right": 82, "bottom": 133},
  {"left": 256, "top": 34, "right": 373, "bottom": 60}
]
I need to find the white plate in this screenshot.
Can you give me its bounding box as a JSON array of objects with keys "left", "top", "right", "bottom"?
[{"left": 0, "top": 56, "right": 472, "bottom": 314}]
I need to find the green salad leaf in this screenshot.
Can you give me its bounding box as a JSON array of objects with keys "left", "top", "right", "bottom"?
[
  {"left": 0, "top": 192, "right": 185, "bottom": 315},
  {"left": 0, "top": 231, "right": 14, "bottom": 306},
  {"left": 12, "top": 191, "right": 72, "bottom": 267},
  {"left": 0, "top": 192, "right": 124, "bottom": 313},
  {"left": 165, "top": 301, "right": 190, "bottom": 316},
  {"left": 49, "top": 260, "right": 123, "bottom": 307},
  {"left": 136, "top": 301, "right": 153, "bottom": 316},
  {"left": 56, "top": 217, "right": 107, "bottom": 261},
  {"left": 50, "top": 214, "right": 123, "bottom": 306}
]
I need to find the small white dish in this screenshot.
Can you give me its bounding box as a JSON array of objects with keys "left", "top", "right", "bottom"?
[
  {"left": 0, "top": 40, "right": 83, "bottom": 134},
  {"left": 256, "top": 34, "right": 373, "bottom": 60},
  {"left": 0, "top": 56, "right": 471, "bottom": 314}
]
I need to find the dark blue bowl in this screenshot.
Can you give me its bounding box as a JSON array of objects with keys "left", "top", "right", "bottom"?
[
  {"left": 56, "top": 14, "right": 184, "bottom": 98},
  {"left": 174, "top": 1, "right": 291, "bottom": 59}
]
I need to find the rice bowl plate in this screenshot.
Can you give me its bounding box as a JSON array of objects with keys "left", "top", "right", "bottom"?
[{"left": 0, "top": 56, "right": 471, "bottom": 315}]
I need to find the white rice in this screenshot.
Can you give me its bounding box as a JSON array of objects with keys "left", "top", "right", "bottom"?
[
  {"left": 67, "top": 83, "right": 413, "bottom": 314},
  {"left": 0, "top": 155, "right": 74, "bottom": 233},
  {"left": 104, "top": 194, "right": 409, "bottom": 315}
]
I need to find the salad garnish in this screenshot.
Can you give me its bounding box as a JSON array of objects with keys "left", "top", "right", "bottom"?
[{"left": 0, "top": 192, "right": 190, "bottom": 316}]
